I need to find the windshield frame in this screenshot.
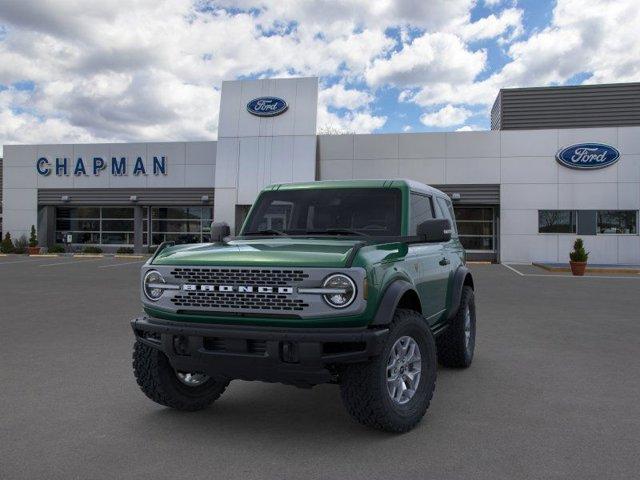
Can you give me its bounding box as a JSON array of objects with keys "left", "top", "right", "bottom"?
[{"left": 239, "top": 187, "right": 405, "bottom": 238}]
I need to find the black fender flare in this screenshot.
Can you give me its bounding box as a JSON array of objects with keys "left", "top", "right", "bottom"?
[
  {"left": 447, "top": 265, "right": 474, "bottom": 320},
  {"left": 370, "top": 280, "right": 420, "bottom": 326}
]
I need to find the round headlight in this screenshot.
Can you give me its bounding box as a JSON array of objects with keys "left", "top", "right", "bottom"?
[
  {"left": 322, "top": 274, "right": 356, "bottom": 308},
  {"left": 143, "top": 270, "right": 165, "bottom": 301}
]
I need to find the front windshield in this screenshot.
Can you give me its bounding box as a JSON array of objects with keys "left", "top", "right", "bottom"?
[{"left": 242, "top": 188, "right": 402, "bottom": 236}]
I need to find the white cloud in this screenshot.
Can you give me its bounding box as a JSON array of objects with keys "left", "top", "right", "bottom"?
[
  {"left": 458, "top": 7, "right": 523, "bottom": 42},
  {"left": 456, "top": 124, "right": 484, "bottom": 131},
  {"left": 420, "top": 105, "right": 472, "bottom": 127},
  {"left": 402, "top": 125, "right": 412, "bottom": 132},
  {"left": 319, "top": 84, "right": 373, "bottom": 110},
  {"left": 366, "top": 32, "right": 486, "bottom": 88}
]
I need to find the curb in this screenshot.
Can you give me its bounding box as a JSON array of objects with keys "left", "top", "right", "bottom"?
[
  {"left": 114, "top": 254, "right": 145, "bottom": 259},
  {"left": 73, "top": 254, "right": 105, "bottom": 258},
  {"left": 533, "top": 262, "right": 640, "bottom": 275}
]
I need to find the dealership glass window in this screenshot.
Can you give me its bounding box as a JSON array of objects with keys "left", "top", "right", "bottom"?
[
  {"left": 150, "top": 206, "right": 214, "bottom": 245},
  {"left": 409, "top": 193, "right": 434, "bottom": 235},
  {"left": 454, "top": 207, "right": 494, "bottom": 251},
  {"left": 597, "top": 210, "right": 638, "bottom": 234},
  {"left": 55, "top": 206, "right": 140, "bottom": 245},
  {"left": 538, "top": 210, "right": 577, "bottom": 233}
]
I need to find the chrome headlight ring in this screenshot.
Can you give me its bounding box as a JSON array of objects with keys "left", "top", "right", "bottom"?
[{"left": 321, "top": 273, "right": 357, "bottom": 309}]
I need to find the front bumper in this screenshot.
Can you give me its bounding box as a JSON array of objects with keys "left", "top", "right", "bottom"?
[{"left": 131, "top": 316, "right": 389, "bottom": 387}]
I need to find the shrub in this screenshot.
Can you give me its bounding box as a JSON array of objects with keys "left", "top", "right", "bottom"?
[
  {"left": 116, "top": 247, "right": 135, "bottom": 254},
  {"left": 82, "top": 246, "right": 103, "bottom": 254},
  {"left": 13, "top": 235, "right": 29, "bottom": 254},
  {"left": 48, "top": 244, "right": 66, "bottom": 254},
  {"left": 1, "top": 232, "right": 15, "bottom": 253},
  {"left": 29, "top": 225, "right": 38, "bottom": 247},
  {"left": 569, "top": 238, "right": 589, "bottom": 262}
]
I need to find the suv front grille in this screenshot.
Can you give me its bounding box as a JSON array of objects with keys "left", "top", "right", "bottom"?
[
  {"left": 170, "top": 291, "right": 309, "bottom": 311},
  {"left": 167, "top": 267, "right": 311, "bottom": 313},
  {"left": 170, "top": 268, "right": 309, "bottom": 286}
]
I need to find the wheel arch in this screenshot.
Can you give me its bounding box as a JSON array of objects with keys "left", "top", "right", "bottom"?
[
  {"left": 447, "top": 266, "right": 474, "bottom": 320},
  {"left": 370, "top": 280, "right": 422, "bottom": 326}
]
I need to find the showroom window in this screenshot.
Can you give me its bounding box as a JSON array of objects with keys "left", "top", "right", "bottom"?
[
  {"left": 597, "top": 210, "right": 638, "bottom": 234},
  {"left": 55, "top": 207, "right": 144, "bottom": 245},
  {"left": 150, "top": 206, "right": 214, "bottom": 245},
  {"left": 454, "top": 207, "right": 494, "bottom": 251},
  {"left": 538, "top": 210, "right": 577, "bottom": 233}
]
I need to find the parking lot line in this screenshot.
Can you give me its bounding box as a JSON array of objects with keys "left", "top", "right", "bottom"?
[
  {"left": 98, "top": 260, "right": 146, "bottom": 268},
  {"left": 503, "top": 263, "right": 640, "bottom": 279},
  {"left": 39, "top": 257, "right": 106, "bottom": 267}
]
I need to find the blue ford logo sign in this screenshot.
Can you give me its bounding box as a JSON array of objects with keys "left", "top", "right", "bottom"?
[
  {"left": 556, "top": 143, "right": 620, "bottom": 170},
  {"left": 247, "top": 97, "right": 288, "bottom": 117}
]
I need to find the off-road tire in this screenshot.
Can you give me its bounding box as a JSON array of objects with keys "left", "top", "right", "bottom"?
[
  {"left": 132, "top": 340, "right": 229, "bottom": 411},
  {"left": 437, "top": 286, "right": 476, "bottom": 368},
  {"left": 339, "top": 309, "right": 437, "bottom": 433}
]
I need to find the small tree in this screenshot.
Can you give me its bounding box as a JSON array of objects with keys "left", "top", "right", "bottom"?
[
  {"left": 1, "top": 232, "right": 14, "bottom": 253},
  {"left": 569, "top": 238, "right": 589, "bottom": 262},
  {"left": 13, "top": 235, "right": 28, "bottom": 254},
  {"left": 29, "top": 225, "right": 38, "bottom": 247}
]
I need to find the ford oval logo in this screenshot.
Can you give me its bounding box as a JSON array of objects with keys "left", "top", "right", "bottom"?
[
  {"left": 246, "top": 97, "right": 288, "bottom": 117},
  {"left": 556, "top": 143, "right": 620, "bottom": 170}
]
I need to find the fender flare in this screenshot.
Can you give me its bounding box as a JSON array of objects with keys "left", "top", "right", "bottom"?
[
  {"left": 447, "top": 265, "right": 474, "bottom": 320},
  {"left": 370, "top": 280, "right": 420, "bottom": 326}
]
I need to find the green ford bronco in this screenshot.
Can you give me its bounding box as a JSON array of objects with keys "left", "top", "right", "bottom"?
[{"left": 131, "top": 179, "right": 476, "bottom": 432}]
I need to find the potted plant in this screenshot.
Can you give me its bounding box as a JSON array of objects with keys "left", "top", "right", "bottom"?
[
  {"left": 569, "top": 238, "right": 589, "bottom": 276},
  {"left": 28, "top": 225, "right": 40, "bottom": 255}
]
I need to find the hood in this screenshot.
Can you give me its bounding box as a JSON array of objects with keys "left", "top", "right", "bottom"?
[{"left": 151, "top": 238, "right": 363, "bottom": 268}]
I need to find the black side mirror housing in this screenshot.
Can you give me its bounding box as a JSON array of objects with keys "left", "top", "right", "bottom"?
[
  {"left": 417, "top": 219, "right": 452, "bottom": 243},
  {"left": 210, "top": 222, "right": 231, "bottom": 243}
]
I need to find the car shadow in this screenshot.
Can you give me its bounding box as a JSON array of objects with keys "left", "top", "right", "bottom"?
[{"left": 132, "top": 380, "right": 407, "bottom": 442}]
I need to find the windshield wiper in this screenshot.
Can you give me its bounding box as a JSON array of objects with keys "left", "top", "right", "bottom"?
[
  {"left": 305, "top": 228, "right": 370, "bottom": 237},
  {"left": 243, "top": 229, "right": 288, "bottom": 236}
]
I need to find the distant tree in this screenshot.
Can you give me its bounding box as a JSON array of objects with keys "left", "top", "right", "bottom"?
[
  {"left": 29, "top": 225, "right": 38, "bottom": 247},
  {"left": 317, "top": 124, "right": 355, "bottom": 135},
  {"left": 1, "top": 232, "right": 14, "bottom": 253}
]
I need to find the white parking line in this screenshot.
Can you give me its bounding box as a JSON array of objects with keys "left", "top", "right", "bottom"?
[
  {"left": 98, "top": 260, "right": 146, "bottom": 269},
  {"left": 502, "top": 263, "right": 524, "bottom": 276},
  {"left": 502, "top": 263, "right": 640, "bottom": 279},
  {"left": 39, "top": 258, "right": 106, "bottom": 267}
]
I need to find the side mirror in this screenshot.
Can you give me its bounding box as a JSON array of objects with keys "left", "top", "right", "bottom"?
[
  {"left": 417, "top": 219, "right": 452, "bottom": 243},
  {"left": 210, "top": 222, "right": 231, "bottom": 243}
]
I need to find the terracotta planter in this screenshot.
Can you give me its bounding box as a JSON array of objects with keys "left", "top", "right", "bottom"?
[
  {"left": 569, "top": 261, "right": 587, "bottom": 276},
  {"left": 27, "top": 246, "right": 41, "bottom": 255}
]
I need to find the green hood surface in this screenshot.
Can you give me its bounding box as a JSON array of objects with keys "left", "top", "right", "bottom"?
[{"left": 151, "top": 238, "right": 362, "bottom": 268}]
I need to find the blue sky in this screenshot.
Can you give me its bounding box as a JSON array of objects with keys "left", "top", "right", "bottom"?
[{"left": 0, "top": 0, "right": 638, "bottom": 150}]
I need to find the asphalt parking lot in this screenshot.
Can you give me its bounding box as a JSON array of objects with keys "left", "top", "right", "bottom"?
[{"left": 1, "top": 256, "right": 640, "bottom": 479}]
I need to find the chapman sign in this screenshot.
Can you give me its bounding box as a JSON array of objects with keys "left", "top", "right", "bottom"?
[
  {"left": 556, "top": 143, "right": 620, "bottom": 170},
  {"left": 246, "top": 97, "right": 288, "bottom": 117},
  {"left": 36, "top": 156, "right": 167, "bottom": 177}
]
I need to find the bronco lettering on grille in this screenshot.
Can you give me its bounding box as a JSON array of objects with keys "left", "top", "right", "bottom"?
[{"left": 182, "top": 285, "right": 294, "bottom": 294}]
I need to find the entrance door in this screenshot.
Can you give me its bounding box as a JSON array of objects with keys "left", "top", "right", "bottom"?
[{"left": 453, "top": 206, "right": 497, "bottom": 262}]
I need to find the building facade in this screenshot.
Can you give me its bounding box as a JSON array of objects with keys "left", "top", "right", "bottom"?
[{"left": 2, "top": 78, "right": 639, "bottom": 264}]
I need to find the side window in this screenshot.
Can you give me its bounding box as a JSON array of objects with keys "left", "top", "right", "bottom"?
[
  {"left": 436, "top": 197, "right": 458, "bottom": 235},
  {"left": 409, "top": 193, "right": 434, "bottom": 235}
]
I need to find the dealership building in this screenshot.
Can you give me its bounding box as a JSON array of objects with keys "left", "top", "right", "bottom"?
[{"left": 1, "top": 78, "right": 639, "bottom": 264}]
